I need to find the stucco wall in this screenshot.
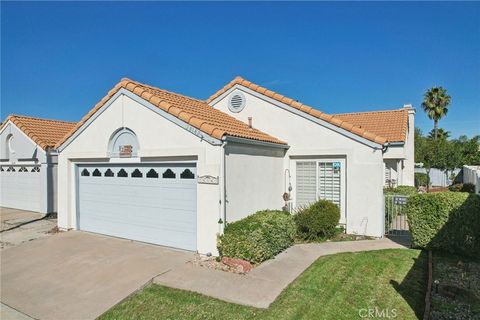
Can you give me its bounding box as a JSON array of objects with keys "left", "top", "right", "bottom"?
[
  {"left": 225, "top": 142, "right": 285, "bottom": 222},
  {"left": 57, "top": 93, "right": 223, "bottom": 254},
  {"left": 0, "top": 122, "right": 46, "bottom": 162},
  {"left": 380, "top": 107, "right": 415, "bottom": 187},
  {"left": 211, "top": 87, "right": 385, "bottom": 237}
]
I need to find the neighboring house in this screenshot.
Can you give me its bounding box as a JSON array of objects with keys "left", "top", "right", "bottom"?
[
  {"left": 0, "top": 115, "right": 76, "bottom": 213},
  {"left": 55, "top": 77, "right": 414, "bottom": 255},
  {"left": 334, "top": 108, "right": 415, "bottom": 188}
]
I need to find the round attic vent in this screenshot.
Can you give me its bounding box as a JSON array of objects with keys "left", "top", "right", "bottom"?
[{"left": 228, "top": 91, "right": 246, "bottom": 113}]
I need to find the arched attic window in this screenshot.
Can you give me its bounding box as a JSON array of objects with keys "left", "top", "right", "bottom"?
[
  {"left": 108, "top": 128, "right": 139, "bottom": 158},
  {"left": 5, "top": 134, "right": 14, "bottom": 160}
]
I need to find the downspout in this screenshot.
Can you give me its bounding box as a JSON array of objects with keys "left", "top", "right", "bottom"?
[
  {"left": 382, "top": 142, "right": 390, "bottom": 154},
  {"left": 219, "top": 139, "right": 227, "bottom": 234}
]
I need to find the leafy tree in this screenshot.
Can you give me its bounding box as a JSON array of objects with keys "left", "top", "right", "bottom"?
[
  {"left": 422, "top": 138, "right": 449, "bottom": 191},
  {"left": 414, "top": 127, "right": 427, "bottom": 163},
  {"left": 421, "top": 87, "right": 451, "bottom": 139},
  {"left": 416, "top": 123, "right": 480, "bottom": 190},
  {"left": 428, "top": 128, "right": 450, "bottom": 140},
  {"left": 452, "top": 135, "right": 480, "bottom": 165}
]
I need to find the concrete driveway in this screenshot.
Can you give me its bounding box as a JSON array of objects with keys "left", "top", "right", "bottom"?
[
  {"left": 0, "top": 207, "right": 46, "bottom": 232},
  {"left": 1, "top": 207, "right": 57, "bottom": 250},
  {"left": 1, "top": 231, "right": 194, "bottom": 320}
]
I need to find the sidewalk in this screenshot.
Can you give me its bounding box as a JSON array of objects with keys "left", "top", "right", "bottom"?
[{"left": 154, "top": 237, "right": 409, "bottom": 308}]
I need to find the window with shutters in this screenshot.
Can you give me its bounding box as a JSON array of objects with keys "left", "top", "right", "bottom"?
[
  {"left": 296, "top": 160, "right": 343, "bottom": 210},
  {"left": 318, "top": 162, "right": 341, "bottom": 207}
]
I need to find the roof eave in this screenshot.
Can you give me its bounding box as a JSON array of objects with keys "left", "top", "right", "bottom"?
[
  {"left": 210, "top": 82, "right": 385, "bottom": 149},
  {"left": 222, "top": 135, "right": 290, "bottom": 149}
]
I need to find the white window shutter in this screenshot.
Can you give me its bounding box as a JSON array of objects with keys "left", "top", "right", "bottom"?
[{"left": 296, "top": 161, "right": 317, "bottom": 207}]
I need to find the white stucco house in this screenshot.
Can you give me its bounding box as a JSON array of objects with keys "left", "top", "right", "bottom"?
[
  {"left": 55, "top": 77, "right": 414, "bottom": 255},
  {"left": 0, "top": 115, "right": 76, "bottom": 213}
]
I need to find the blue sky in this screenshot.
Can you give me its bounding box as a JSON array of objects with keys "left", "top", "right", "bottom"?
[{"left": 1, "top": 2, "right": 479, "bottom": 138}]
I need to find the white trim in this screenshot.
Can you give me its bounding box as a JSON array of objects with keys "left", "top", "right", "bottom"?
[
  {"left": 57, "top": 89, "right": 223, "bottom": 152},
  {"left": 209, "top": 84, "right": 384, "bottom": 149}
]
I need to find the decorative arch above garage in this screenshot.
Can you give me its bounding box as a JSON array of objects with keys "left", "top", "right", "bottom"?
[{"left": 108, "top": 127, "right": 139, "bottom": 158}]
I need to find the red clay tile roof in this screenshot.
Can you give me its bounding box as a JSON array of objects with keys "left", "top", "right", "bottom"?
[
  {"left": 55, "top": 78, "right": 286, "bottom": 149},
  {"left": 207, "top": 77, "right": 389, "bottom": 145},
  {"left": 334, "top": 109, "right": 408, "bottom": 143},
  {"left": 0, "top": 115, "right": 77, "bottom": 150}
]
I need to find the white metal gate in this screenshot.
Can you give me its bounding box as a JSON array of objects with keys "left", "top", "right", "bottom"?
[
  {"left": 77, "top": 163, "right": 197, "bottom": 251},
  {"left": 384, "top": 194, "right": 409, "bottom": 236}
]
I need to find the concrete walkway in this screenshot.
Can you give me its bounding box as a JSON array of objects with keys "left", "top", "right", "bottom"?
[{"left": 154, "top": 237, "right": 409, "bottom": 308}]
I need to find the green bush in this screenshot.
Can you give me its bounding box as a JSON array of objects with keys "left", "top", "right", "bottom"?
[
  {"left": 449, "top": 183, "right": 476, "bottom": 193},
  {"left": 384, "top": 186, "right": 417, "bottom": 196},
  {"left": 217, "top": 210, "right": 296, "bottom": 264},
  {"left": 406, "top": 192, "right": 480, "bottom": 257},
  {"left": 294, "top": 200, "right": 340, "bottom": 240},
  {"left": 414, "top": 173, "right": 429, "bottom": 187}
]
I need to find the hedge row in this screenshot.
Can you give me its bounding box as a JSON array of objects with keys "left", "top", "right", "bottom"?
[
  {"left": 217, "top": 210, "right": 296, "bottom": 264},
  {"left": 406, "top": 192, "right": 480, "bottom": 257},
  {"left": 383, "top": 186, "right": 417, "bottom": 196}
]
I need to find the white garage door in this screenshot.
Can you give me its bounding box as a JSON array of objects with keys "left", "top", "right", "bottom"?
[
  {"left": 0, "top": 165, "right": 42, "bottom": 212},
  {"left": 77, "top": 163, "right": 197, "bottom": 251}
]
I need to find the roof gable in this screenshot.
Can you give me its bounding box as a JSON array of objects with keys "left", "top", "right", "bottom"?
[
  {"left": 0, "top": 115, "right": 76, "bottom": 150},
  {"left": 55, "top": 78, "right": 286, "bottom": 149},
  {"left": 207, "top": 77, "right": 388, "bottom": 145},
  {"left": 334, "top": 109, "right": 408, "bottom": 143}
]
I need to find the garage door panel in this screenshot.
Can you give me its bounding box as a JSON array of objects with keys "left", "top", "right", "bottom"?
[
  {"left": 78, "top": 164, "right": 197, "bottom": 251},
  {"left": 79, "top": 203, "right": 197, "bottom": 228},
  {"left": 81, "top": 214, "right": 196, "bottom": 234},
  {"left": 0, "top": 167, "right": 42, "bottom": 212},
  {"left": 79, "top": 187, "right": 196, "bottom": 211}
]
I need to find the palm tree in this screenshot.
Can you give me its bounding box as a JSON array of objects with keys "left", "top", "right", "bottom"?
[
  {"left": 428, "top": 128, "right": 450, "bottom": 140},
  {"left": 422, "top": 87, "right": 451, "bottom": 139}
]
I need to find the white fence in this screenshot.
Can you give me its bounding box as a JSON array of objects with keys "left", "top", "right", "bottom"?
[
  {"left": 414, "top": 167, "right": 461, "bottom": 187},
  {"left": 463, "top": 165, "right": 480, "bottom": 194}
]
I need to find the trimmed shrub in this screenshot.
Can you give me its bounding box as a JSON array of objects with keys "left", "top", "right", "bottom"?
[
  {"left": 414, "top": 173, "right": 429, "bottom": 188},
  {"left": 294, "top": 200, "right": 340, "bottom": 240},
  {"left": 217, "top": 210, "right": 296, "bottom": 264},
  {"left": 406, "top": 192, "right": 480, "bottom": 257},
  {"left": 449, "top": 183, "right": 476, "bottom": 193},
  {"left": 384, "top": 186, "right": 417, "bottom": 196}
]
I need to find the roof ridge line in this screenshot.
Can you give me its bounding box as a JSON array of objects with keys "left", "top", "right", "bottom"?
[
  {"left": 333, "top": 108, "right": 406, "bottom": 116},
  {"left": 207, "top": 76, "right": 388, "bottom": 145},
  {"left": 6, "top": 114, "right": 77, "bottom": 124},
  {"left": 121, "top": 78, "right": 206, "bottom": 103},
  {"left": 55, "top": 78, "right": 287, "bottom": 149}
]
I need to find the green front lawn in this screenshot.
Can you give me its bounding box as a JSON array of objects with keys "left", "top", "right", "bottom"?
[{"left": 100, "top": 249, "right": 426, "bottom": 320}]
